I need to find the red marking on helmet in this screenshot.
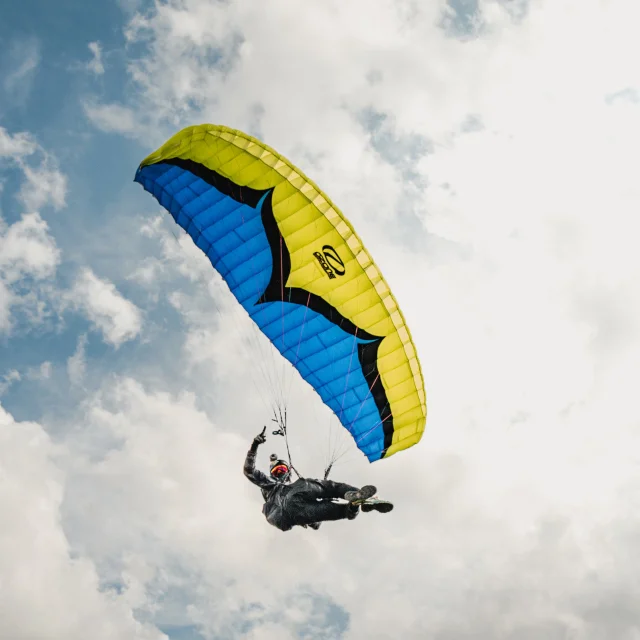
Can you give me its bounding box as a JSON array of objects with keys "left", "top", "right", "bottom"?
[{"left": 271, "top": 464, "right": 289, "bottom": 476}]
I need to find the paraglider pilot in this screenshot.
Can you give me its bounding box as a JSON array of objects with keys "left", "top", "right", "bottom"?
[{"left": 244, "top": 427, "right": 391, "bottom": 531}]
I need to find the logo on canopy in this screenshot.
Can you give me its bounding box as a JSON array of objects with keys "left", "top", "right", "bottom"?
[{"left": 314, "top": 245, "right": 346, "bottom": 279}]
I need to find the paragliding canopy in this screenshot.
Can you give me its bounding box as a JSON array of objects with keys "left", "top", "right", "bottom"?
[{"left": 135, "top": 124, "right": 426, "bottom": 462}]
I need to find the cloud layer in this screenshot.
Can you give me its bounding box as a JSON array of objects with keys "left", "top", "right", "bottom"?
[{"left": 2, "top": 0, "right": 640, "bottom": 638}]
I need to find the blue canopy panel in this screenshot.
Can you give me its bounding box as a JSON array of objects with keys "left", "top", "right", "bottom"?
[{"left": 135, "top": 161, "right": 386, "bottom": 461}]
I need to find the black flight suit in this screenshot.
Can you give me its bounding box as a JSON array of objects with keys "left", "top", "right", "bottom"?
[{"left": 243, "top": 442, "right": 360, "bottom": 531}]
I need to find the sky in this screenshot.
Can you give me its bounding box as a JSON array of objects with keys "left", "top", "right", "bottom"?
[{"left": 1, "top": 0, "right": 640, "bottom": 638}]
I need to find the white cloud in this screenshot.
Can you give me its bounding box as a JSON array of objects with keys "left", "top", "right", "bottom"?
[
  {"left": 0, "top": 369, "right": 21, "bottom": 396},
  {"left": 0, "top": 126, "right": 37, "bottom": 158},
  {"left": 87, "top": 41, "right": 105, "bottom": 75},
  {"left": 68, "top": 334, "right": 88, "bottom": 386},
  {"left": 0, "top": 363, "right": 52, "bottom": 396},
  {"left": 26, "top": 360, "right": 52, "bottom": 381},
  {"left": 0, "top": 213, "right": 60, "bottom": 284},
  {"left": 2, "top": 37, "right": 40, "bottom": 105},
  {"left": 18, "top": 157, "right": 68, "bottom": 211},
  {"left": 0, "top": 403, "right": 167, "bottom": 640},
  {"left": 83, "top": 101, "right": 140, "bottom": 136},
  {"left": 0, "top": 213, "right": 61, "bottom": 334},
  {"left": 69, "top": 268, "right": 142, "bottom": 347},
  {"left": 0, "top": 126, "right": 67, "bottom": 211},
  {"left": 0, "top": 279, "right": 13, "bottom": 333}
]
